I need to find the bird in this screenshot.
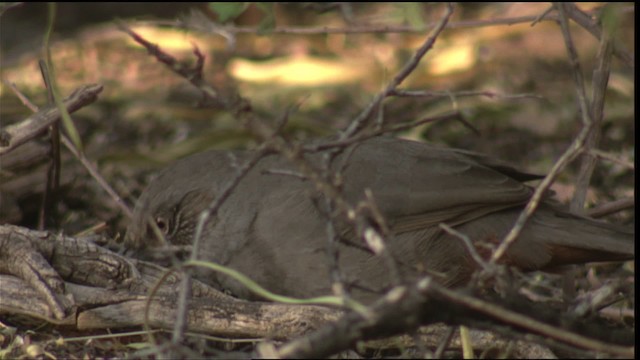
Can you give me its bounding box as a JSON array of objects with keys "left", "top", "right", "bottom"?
[{"left": 125, "top": 136, "right": 634, "bottom": 303}]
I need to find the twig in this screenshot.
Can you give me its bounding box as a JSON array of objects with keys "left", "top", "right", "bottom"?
[
  {"left": 342, "top": 3, "right": 454, "bottom": 138},
  {"left": 418, "top": 278, "right": 633, "bottom": 357},
  {"left": 158, "top": 6, "right": 596, "bottom": 35},
  {"left": 561, "top": 3, "right": 633, "bottom": 68},
  {"left": 276, "top": 275, "right": 634, "bottom": 358},
  {"left": 439, "top": 223, "right": 490, "bottom": 272},
  {"left": 148, "top": 4, "right": 633, "bottom": 66},
  {"left": 489, "top": 2, "right": 597, "bottom": 264},
  {"left": 354, "top": 189, "right": 402, "bottom": 285},
  {"left": 59, "top": 136, "right": 133, "bottom": 218},
  {"left": 570, "top": 17, "right": 613, "bottom": 214},
  {"left": 38, "top": 59, "right": 62, "bottom": 230},
  {"left": 433, "top": 326, "right": 456, "bottom": 359},
  {"left": 117, "top": 21, "right": 227, "bottom": 109},
  {"left": 589, "top": 148, "right": 634, "bottom": 170},
  {"left": 304, "top": 111, "right": 461, "bottom": 152},
  {"left": 0, "top": 84, "right": 103, "bottom": 155},
  {"left": 389, "top": 89, "right": 544, "bottom": 101},
  {"left": 320, "top": 194, "right": 353, "bottom": 301},
  {"left": 588, "top": 197, "right": 634, "bottom": 218},
  {"left": 531, "top": 5, "right": 555, "bottom": 27},
  {"left": 2, "top": 82, "right": 133, "bottom": 219}
]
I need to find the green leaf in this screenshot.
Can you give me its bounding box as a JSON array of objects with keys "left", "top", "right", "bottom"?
[{"left": 209, "top": 2, "right": 248, "bottom": 23}]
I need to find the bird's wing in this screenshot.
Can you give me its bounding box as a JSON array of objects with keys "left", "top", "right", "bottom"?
[{"left": 338, "top": 137, "right": 537, "bottom": 231}]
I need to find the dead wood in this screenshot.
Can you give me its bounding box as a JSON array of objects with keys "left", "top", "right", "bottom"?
[
  {"left": 0, "top": 224, "right": 340, "bottom": 340},
  {"left": 0, "top": 84, "right": 103, "bottom": 155}
]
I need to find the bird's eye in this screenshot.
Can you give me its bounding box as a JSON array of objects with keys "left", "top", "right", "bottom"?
[{"left": 155, "top": 217, "right": 169, "bottom": 234}]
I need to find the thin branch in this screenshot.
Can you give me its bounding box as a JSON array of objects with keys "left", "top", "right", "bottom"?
[
  {"left": 152, "top": 6, "right": 614, "bottom": 35},
  {"left": 0, "top": 84, "right": 103, "bottom": 155},
  {"left": 38, "top": 59, "right": 62, "bottom": 230},
  {"left": 342, "top": 3, "right": 454, "bottom": 138},
  {"left": 2, "top": 82, "right": 133, "bottom": 219},
  {"left": 561, "top": 3, "right": 633, "bottom": 68},
  {"left": 117, "top": 22, "right": 226, "bottom": 109},
  {"left": 588, "top": 197, "right": 634, "bottom": 218},
  {"left": 589, "top": 148, "right": 634, "bottom": 170},
  {"left": 490, "top": 2, "right": 597, "bottom": 264},
  {"left": 276, "top": 275, "right": 634, "bottom": 358},
  {"left": 390, "top": 89, "right": 544, "bottom": 101},
  {"left": 439, "top": 223, "right": 490, "bottom": 272},
  {"left": 305, "top": 112, "right": 461, "bottom": 153},
  {"left": 570, "top": 18, "right": 613, "bottom": 214},
  {"left": 60, "top": 136, "right": 134, "bottom": 219}
]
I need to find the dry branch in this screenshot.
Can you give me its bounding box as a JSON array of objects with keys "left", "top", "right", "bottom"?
[
  {"left": 0, "top": 225, "right": 340, "bottom": 339},
  {"left": 0, "top": 224, "right": 633, "bottom": 358},
  {"left": 0, "top": 84, "right": 103, "bottom": 155}
]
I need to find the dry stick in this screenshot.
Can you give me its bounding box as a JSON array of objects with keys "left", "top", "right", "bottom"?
[
  {"left": 166, "top": 4, "right": 633, "bottom": 65},
  {"left": 59, "top": 137, "right": 133, "bottom": 219},
  {"left": 194, "top": 3, "right": 633, "bottom": 66},
  {"left": 6, "top": 70, "right": 60, "bottom": 231},
  {"left": 390, "top": 89, "right": 544, "bottom": 101},
  {"left": 531, "top": 4, "right": 555, "bottom": 26},
  {"left": 116, "top": 21, "right": 246, "bottom": 348},
  {"left": 490, "top": 3, "right": 596, "bottom": 264},
  {"left": 570, "top": 22, "right": 613, "bottom": 214},
  {"left": 317, "top": 96, "right": 403, "bottom": 302},
  {"left": 38, "top": 60, "right": 62, "bottom": 230},
  {"left": 2, "top": 83, "right": 133, "bottom": 219},
  {"left": 589, "top": 148, "right": 634, "bottom": 170},
  {"left": 316, "top": 88, "right": 402, "bottom": 303},
  {"left": 297, "top": 117, "right": 354, "bottom": 301},
  {"left": 305, "top": 111, "right": 460, "bottom": 152},
  {"left": 0, "top": 84, "right": 103, "bottom": 155},
  {"left": 117, "top": 21, "right": 227, "bottom": 109},
  {"left": 418, "top": 279, "right": 634, "bottom": 358},
  {"left": 321, "top": 195, "right": 353, "bottom": 301},
  {"left": 358, "top": 190, "right": 401, "bottom": 284},
  {"left": 170, "top": 5, "right": 592, "bottom": 35},
  {"left": 433, "top": 326, "right": 457, "bottom": 359},
  {"left": 341, "top": 3, "right": 454, "bottom": 138},
  {"left": 561, "top": 4, "right": 614, "bottom": 303},
  {"left": 2, "top": 82, "right": 40, "bottom": 113},
  {"left": 314, "top": 129, "right": 360, "bottom": 305},
  {"left": 328, "top": 128, "right": 405, "bottom": 303},
  {"left": 439, "top": 223, "right": 490, "bottom": 272},
  {"left": 578, "top": 149, "right": 634, "bottom": 218},
  {"left": 561, "top": 2, "right": 633, "bottom": 68},
  {"left": 373, "top": 91, "right": 386, "bottom": 130},
  {"left": 276, "top": 275, "right": 633, "bottom": 358},
  {"left": 561, "top": 2, "right": 603, "bottom": 39},
  {"left": 588, "top": 197, "right": 635, "bottom": 218}
]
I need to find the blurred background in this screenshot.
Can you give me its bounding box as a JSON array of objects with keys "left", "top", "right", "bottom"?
[{"left": 0, "top": 2, "right": 634, "bottom": 235}]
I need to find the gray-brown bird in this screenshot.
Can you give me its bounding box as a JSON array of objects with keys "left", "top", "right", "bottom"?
[{"left": 125, "top": 137, "right": 634, "bottom": 302}]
